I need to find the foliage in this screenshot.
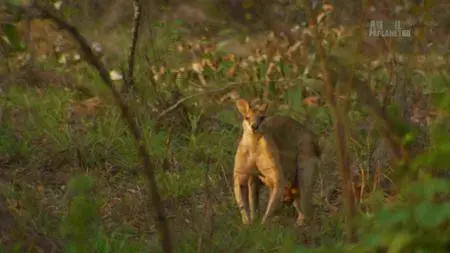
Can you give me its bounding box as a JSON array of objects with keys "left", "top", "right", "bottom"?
[{"left": 0, "top": 1, "right": 449, "bottom": 252}]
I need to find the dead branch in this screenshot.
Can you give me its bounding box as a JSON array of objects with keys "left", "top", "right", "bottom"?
[
  {"left": 31, "top": 3, "right": 173, "bottom": 252},
  {"left": 157, "top": 82, "right": 240, "bottom": 120},
  {"left": 325, "top": 34, "right": 410, "bottom": 164},
  {"left": 301, "top": 0, "right": 357, "bottom": 243},
  {"left": 24, "top": 0, "right": 36, "bottom": 67},
  {"left": 122, "top": 0, "right": 142, "bottom": 93},
  {"left": 351, "top": 78, "right": 408, "bottom": 162},
  {"left": 324, "top": 54, "right": 410, "bottom": 165},
  {"left": 157, "top": 76, "right": 324, "bottom": 121}
]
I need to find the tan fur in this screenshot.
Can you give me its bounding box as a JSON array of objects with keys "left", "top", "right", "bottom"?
[{"left": 233, "top": 99, "right": 320, "bottom": 225}]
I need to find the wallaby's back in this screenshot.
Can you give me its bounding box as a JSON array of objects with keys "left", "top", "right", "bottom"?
[{"left": 259, "top": 115, "right": 320, "bottom": 159}]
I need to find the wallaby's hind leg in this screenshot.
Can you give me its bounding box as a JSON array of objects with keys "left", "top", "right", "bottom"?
[
  {"left": 256, "top": 144, "right": 285, "bottom": 225},
  {"left": 248, "top": 176, "right": 262, "bottom": 223},
  {"left": 293, "top": 196, "right": 305, "bottom": 226},
  {"left": 291, "top": 167, "right": 304, "bottom": 226},
  {"left": 261, "top": 184, "right": 283, "bottom": 224},
  {"left": 296, "top": 154, "right": 319, "bottom": 226}
]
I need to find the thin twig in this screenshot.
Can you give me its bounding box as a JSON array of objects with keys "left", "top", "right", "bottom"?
[
  {"left": 1, "top": 3, "right": 42, "bottom": 23},
  {"left": 157, "top": 76, "right": 324, "bottom": 120},
  {"left": 156, "top": 82, "right": 239, "bottom": 120},
  {"left": 24, "top": 0, "right": 36, "bottom": 67},
  {"left": 32, "top": 3, "right": 173, "bottom": 252},
  {"left": 123, "top": 0, "right": 142, "bottom": 93}
]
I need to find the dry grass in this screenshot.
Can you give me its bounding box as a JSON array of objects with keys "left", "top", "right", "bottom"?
[{"left": 1, "top": 1, "right": 449, "bottom": 252}]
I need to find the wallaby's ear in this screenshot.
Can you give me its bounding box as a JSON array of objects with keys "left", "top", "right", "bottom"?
[
  {"left": 236, "top": 99, "right": 250, "bottom": 116},
  {"left": 258, "top": 103, "right": 268, "bottom": 114}
]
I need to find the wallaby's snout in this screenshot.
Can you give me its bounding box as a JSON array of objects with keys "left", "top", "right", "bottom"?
[{"left": 251, "top": 115, "right": 266, "bottom": 131}]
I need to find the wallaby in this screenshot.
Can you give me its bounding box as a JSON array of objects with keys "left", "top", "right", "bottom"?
[{"left": 233, "top": 99, "right": 321, "bottom": 225}]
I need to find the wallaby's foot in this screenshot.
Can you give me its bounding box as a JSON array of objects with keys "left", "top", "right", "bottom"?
[
  {"left": 296, "top": 213, "right": 305, "bottom": 227},
  {"left": 250, "top": 215, "right": 257, "bottom": 225},
  {"left": 242, "top": 215, "right": 250, "bottom": 225},
  {"left": 261, "top": 217, "right": 267, "bottom": 225}
]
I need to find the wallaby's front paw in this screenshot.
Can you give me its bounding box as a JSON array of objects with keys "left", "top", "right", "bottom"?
[{"left": 242, "top": 216, "right": 250, "bottom": 225}]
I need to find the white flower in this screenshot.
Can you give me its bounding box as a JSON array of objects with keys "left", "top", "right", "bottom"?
[
  {"left": 54, "top": 1, "right": 63, "bottom": 10},
  {"left": 191, "top": 62, "right": 203, "bottom": 73},
  {"left": 58, "top": 54, "right": 67, "bottom": 64},
  {"left": 91, "top": 42, "right": 103, "bottom": 54},
  {"left": 109, "top": 70, "right": 123, "bottom": 81},
  {"left": 72, "top": 53, "right": 81, "bottom": 61}
]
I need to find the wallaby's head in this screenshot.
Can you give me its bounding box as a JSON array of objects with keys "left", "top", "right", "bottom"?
[{"left": 236, "top": 99, "right": 268, "bottom": 133}]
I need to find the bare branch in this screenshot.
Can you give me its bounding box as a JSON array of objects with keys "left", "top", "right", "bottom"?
[
  {"left": 351, "top": 78, "right": 408, "bottom": 161},
  {"left": 24, "top": 0, "right": 36, "bottom": 67},
  {"left": 301, "top": 0, "right": 357, "bottom": 243},
  {"left": 32, "top": 3, "right": 173, "bottom": 252},
  {"left": 157, "top": 76, "right": 324, "bottom": 120},
  {"left": 122, "top": 0, "right": 142, "bottom": 93},
  {"left": 157, "top": 82, "right": 240, "bottom": 120}
]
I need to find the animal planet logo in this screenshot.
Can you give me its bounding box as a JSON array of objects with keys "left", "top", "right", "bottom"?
[{"left": 368, "top": 20, "right": 412, "bottom": 38}]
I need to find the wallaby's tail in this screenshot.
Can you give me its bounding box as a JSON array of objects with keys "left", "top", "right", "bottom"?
[{"left": 314, "top": 140, "right": 322, "bottom": 157}]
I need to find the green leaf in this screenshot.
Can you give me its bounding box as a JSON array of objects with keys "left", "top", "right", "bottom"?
[
  {"left": 414, "top": 202, "right": 450, "bottom": 229},
  {"left": 402, "top": 132, "right": 415, "bottom": 146},
  {"left": 67, "top": 175, "right": 95, "bottom": 197},
  {"left": 284, "top": 85, "right": 303, "bottom": 111},
  {"left": 216, "top": 39, "right": 235, "bottom": 52},
  {"left": 6, "top": 0, "right": 22, "bottom": 5},
  {"left": 148, "top": 130, "right": 166, "bottom": 157},
  {"left": 362, "top": 233, "right": 383, "bottom": 248},
  {"left": 278, "top": 60, "right": 291, "bottom": 77},
  {"left": 257, "top": 61, "right": 267, "bottom": 80},
  {"left": 303, "top": 53, "right": 316, "bottom": 76},
  {"left": 242, "top": 0, "right": 255, "bottom": 9},
  {"left": 388, "top": 232, "right": 412, "bottom": 253},
  {"left": 174, "top": 19, "right": 184, "bottom": 25},
  {"left": 300, "top": 77, "right": 324, "bottom": 91},
  {"left": 217, "top": 60, "right": 234, "bottom": 75},
  {"left": 268, "top": 80, "right": 277, "bottom": 97},
  {"left": 424, "top": 179, "right": 450, "bottom": 197},
  {"left": 217, "top": 28, "right": 235, "bottom": 37},
  {"left": 1, "top": 23, "right": 25, "bottom": 52},
  {"left": 406, "top": 179, "right": 450, "bottom": 201},
  {"left": 377, "top": 209, "right": 410, "bottom": 226}
]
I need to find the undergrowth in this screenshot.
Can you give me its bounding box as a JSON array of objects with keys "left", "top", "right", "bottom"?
[{"left": 1, "top": 1, "right": 449, "bottom": 252}]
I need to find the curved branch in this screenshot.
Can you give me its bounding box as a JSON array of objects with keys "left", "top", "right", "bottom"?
[{"left": 33, "top": 3, "right": 173, "bottom": 252}]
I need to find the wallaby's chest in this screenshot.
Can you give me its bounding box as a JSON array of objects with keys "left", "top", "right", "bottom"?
[{"left": 238, "top": 145, "right": 259, "bottom": 165}]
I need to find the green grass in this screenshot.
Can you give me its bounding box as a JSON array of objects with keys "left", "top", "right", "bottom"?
[
  {"left": 1, "top": 7, "right": 449, "bottom": 252},
  {"left": 2, "top": 78, "right": 447, "bottom": 252}
]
